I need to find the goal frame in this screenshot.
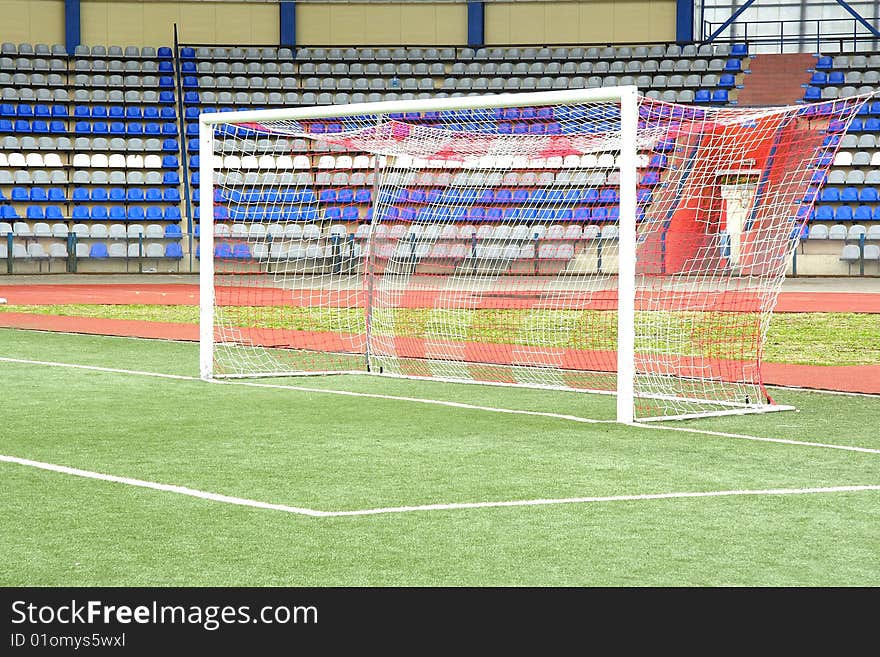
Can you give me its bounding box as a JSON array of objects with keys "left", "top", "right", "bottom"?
[{"left": 199, "top": 86, "right": 673, "bottom": 424}]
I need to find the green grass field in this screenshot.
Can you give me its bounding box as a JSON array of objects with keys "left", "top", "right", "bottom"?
[
  {"left": 1, "top": 326, "right": 879, "bottom": 586},
  {"left": 2, "top": 303, "right": 879, "bottom": 365}
]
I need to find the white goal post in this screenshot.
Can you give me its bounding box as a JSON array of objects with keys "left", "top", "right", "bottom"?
[{"left": 197, "top": 87, "right": 864, "bottom": 422}]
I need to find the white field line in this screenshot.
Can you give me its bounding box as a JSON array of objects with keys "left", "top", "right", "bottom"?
[
  {"left": 2, "top": 453, "right": 879, "bottom": 518},
  {"left": 1, "top": 356, "right": 880, "bottom": 458}
]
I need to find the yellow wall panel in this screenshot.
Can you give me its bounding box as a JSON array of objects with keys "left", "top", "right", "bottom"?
[
  {"left": 0, "top": 0, "right": 65, "bottom": 45},
  {"left": 487, "top": 1, "right": 676, "bottom": 45},
  {"left": 296, "top": 4, "right": 331, "bottom": 44},
  {"left": 82, "top": 1, "right": 278, "bottom": 46},
  {"left": 298, "top": 2, "right": 466, "bottom": 45},
  {"left": 175, "top": 4, "right": 212, "bottom": 44}
]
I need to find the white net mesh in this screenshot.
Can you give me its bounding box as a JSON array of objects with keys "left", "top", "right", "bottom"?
[{"left": 201, "top": 91, "right": 867, "bottom": 420}]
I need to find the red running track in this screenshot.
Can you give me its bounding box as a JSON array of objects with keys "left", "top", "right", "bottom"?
[
  {"left": 0, "top": 283, "right": 877, "bottom": 394},
  {"left": 1, "top": 283, "right": 880, "bottom": 313}
]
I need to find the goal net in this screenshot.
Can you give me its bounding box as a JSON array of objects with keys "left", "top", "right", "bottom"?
[{"left": 198, "top": 88, "right": 864, "bottom": 422}]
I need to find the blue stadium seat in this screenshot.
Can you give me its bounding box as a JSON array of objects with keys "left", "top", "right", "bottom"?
[
  {"left": 163, "top": 172, "right": 179, "bottom": 185},
  {"left": 815, "top": 56, "right": 832, "bottom": 70},
  {"left": 0, "top": 104, "right": 14, "bottom": 116},
  {"left": 865, "top": 118, "right": 880, "bottom": 132},
  {"left": 159, "top": 76, "right": 174, "bottom": 88},
  {"left": 109, "top": 122, "right": 125, "bottom": 134},
  {"left": 164, "top": 224, "right": 182, "bottom": 238},
  {"left": 34, "top": 105, "right": 50, "bottom": 117},
  {"left": 828, "top": 71, "right": 845, "bottom": 85},
  {"left": 819, "top": 188, "right": 839, "bottom": 202},
  {"left": 841, "top": 187, "right": 859, "bottom": 203},
  {"left": 158, "top": 47, "right": 173, "bottom": 59},
  {"left": 144, "top": 188, "right": 162, "bottom": 202},
  {"left": 165, "top": 243, "right": 183, "bottom": 259},
  {"left": 158, "top": 61, "right": 174, "bottom": 73},
  {"left": 127, "top": 123, "right": 143, "bottom": 135},
  {"left": 0, "top": 205, "right": 19, "bottom": 219},
  {"left": 90, "top": 188, "right": 107, "bottom": 202},
  {"left": 214, "top": 243, "right": 233, "bottom": 259},
  {"left": 179, "top": 47, "right": 195, "bottom": 59},
  {"left": 354, "top": 189, "right": 371, "bottom": 203},
  {"left": 49, "top": 120, "right": 65, "bottom": 133},
  {"left": 159, "top": 91, "right": 175, "bottom": 104},
  {"left": 232, "top": 244, "right": 251, "bottom": 259},
  {"left": 125, "top": 106, "right": 141, "bottom": 119},
  {"left": 711, "top": 89, "right": 729, "bottom": 103},
  {"left": 859, "top": 188, "right": 878, "bottom": 202},
  {"left": 108, "top": 106, "right": 123, "bottom": 119},
  {"left": 694, "top": 90, "right": 711, "bottom": 103},
  {"left": 17, "top": 105, "right": 33, "bottom": 117},
  {"left": 854, "top": 205, "right": 873, "bottom": 221},
  {"left": 109, "top": 188, "right": 126, "bottom": 202},
  {"left": 30, "top": 187, "right": 48, "bottom": 201},
  {"left": 45, "top": 206, "right": 63, "bottom": 220},
  {"left": 51, "top": 105, "right": 67, "bottom": 117},
  {"left": 145, "top": 206, "right": 164, "bottom": 220},
  {"left": 814, "top": 206, "right": 835, "bottom": 221},
  {"left": 10, "top": 187, "right": 28, "bottom": 201},
  {"left": 342, "top": 206, "right": 359, "bottom": 221},
  {"left": 74, "top": 106, "right": 90, "bottom": 118},
  {"left": 810, "top": 72, "right": 827, "bottom": 85},
  {"left": 92, "top": 106, "right": 107, "bottom": 118},
  {"left": 319, "top": 189, "right": 337, "bottom": 203},
  {"left": 48, "top": 188, "right": 66, "bottom": 202},
  {"left": 26, "top": 206, "right": 44, "bottom": 219},
  {"left": 162, "top": 155, "right": 178, "bottom": 168},
  {"left": 836, "top": 206, "right": 853, "bottom": 221},
  {"left": 92, "top": 122, "right": 108, "bottom": 134},
  {"left": 165, "top": 207, "right": 181, "bottom": 221},
  {"left": 14, "top": 119, "right": 31, "bottom": 132},
  {"left": 127, "top": 188, "right": 145, "bottom": 202},
  {"left": 162, "top": 138, "right": 179, "bottom": 151},
  {"left": 724, "top": 59, "right": 741, "bottom": 72},
  {"left": 90, "top": 206, "right": 108, "bottom": 220},
  {"left": 127, "top": 207, "right": 145, "bottom": 221},
  {"left": 71, "top": 206, "right": 90, "bottom": 220},
  {"left": 89, "top": 243, "right": 109, "bottom": 258},
  {"left": 599, "top": 189, "right": 619, "bottom": 204}
]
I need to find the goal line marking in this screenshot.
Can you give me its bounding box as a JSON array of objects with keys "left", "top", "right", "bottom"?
[
  {"left": 1, "top": 355, "right": 879, "bottom": 457},
  {"left": 2, "top": 453, "right": 878, "bottom": 519}
]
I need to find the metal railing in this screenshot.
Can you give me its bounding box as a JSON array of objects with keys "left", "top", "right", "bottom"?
[{"left": 702, "top": 17, "right": 880, "bottom": 53}]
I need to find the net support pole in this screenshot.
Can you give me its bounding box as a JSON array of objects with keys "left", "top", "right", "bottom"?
[
  {"left": 198, "top": 119, "right": 215, "bottom": 380},
  {"left": 616, "top": 86, "right": 638, "bottom": 424},
  {"left": 363, "top": 132, "right": 384, "bottom": 374}
]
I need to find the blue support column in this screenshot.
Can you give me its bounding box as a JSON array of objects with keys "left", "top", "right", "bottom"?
[
  {"left": 676, "top": 0, "right": 694, "bottom": 42},
  {"left": 65, "top": 0, "right": 81, "bottom": 55},
  {"left": 280, "top": 1, "right": 296, "bottom": 47},
  {"left": 467, "top": 1, "right": 485, "bottom": 49}
]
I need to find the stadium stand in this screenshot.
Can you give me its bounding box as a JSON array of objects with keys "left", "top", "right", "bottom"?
[{"left": 1, "top": 38, "right": 877, "bottom": 275}]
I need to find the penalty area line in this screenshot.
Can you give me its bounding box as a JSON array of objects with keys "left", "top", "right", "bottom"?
[
  {"left": 1, "top": 453, "right": 879, "bottom": 519},
  {"left": 1, "top": 355, "right": 879, "bottom": 456}
]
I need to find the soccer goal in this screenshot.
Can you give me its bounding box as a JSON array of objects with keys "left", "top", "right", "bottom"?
[{"left": 198, "top": 87, "right": 864, "bottom": 422}]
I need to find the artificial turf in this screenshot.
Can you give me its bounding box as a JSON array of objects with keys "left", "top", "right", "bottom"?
[{"left": 1, "top": 328, "right": 878, "bottom": 586}]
